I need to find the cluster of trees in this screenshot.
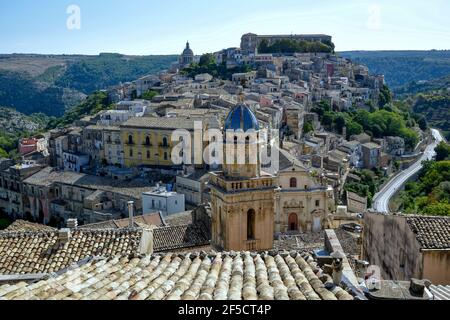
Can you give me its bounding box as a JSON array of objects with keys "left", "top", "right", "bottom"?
[
  {"left": 311, "top": 100, "right": 419, "bottom": 150},
  {"left": 181, "top": 53, "right": 253, "bottom": 80},
  {"left": 141, "top": 90, "right": 159, "bottom": 101},
  {"left": 410, "top": 92, "right": 450, "bottom": 140},
  {"left": 47, "top": 91, "right": 111, "bottom": 129},
  {"left": 344, "top": 169, "right": 386, "bottom": 207},
  {"left": 258, "top": 39, "right": 334, "bottom": 54},
  {"left": 399, "top": 147, "right": 450, "bottom": 216}
]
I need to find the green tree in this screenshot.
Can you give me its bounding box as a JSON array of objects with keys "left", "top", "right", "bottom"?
[
  {"left": 0, "top": 147, "right": 8, "bottom": 158},
  {"left": 422, "top": 203, "right": 450, "bottom": 216},
  {"left": 346, "top": 121, "right": 363, "bottom": 138},
  {"left": 141, "top": 90, "right": 158, "bottom": 101},
  {"left": 379, "top": 85, "right": 392, "bottom": 108},
  {"left": 199, "top": 53, "right": 215, "bottom": 66},
  {"left": 418, "top": 116, "right": 428, "bottom": 131},
  {"left": 258, "top": 39, "right": 269, "bottom": 54},
  {"left": 303, "top": 121, "right": 314, "bottom": 134},
  {"left": 334, "top": 115, "right": 346, "bottom": 133},
  {"left": 435, "top": 141, "right": 450, "bottom": 161}
]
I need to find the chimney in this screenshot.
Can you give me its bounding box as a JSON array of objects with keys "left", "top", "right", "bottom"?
[
  {"left": 67, "top": 218, "right": 78, "bottom": 230},
  {"left": 58, "top": 228, "right": 71, "bottom": 243},
  {"left": 139, "top": 228, "right": 154, "bottom": 255},
  {"left": 128, "top": 201, "right": 134, "bottom": 228},
  {"left": 331, "top": 251, "right": 345, "bottom": 285}
]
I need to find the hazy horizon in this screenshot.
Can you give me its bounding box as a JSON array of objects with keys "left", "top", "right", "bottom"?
[{"left": 1, "top": 0, "right": 450, "bottom": 55}]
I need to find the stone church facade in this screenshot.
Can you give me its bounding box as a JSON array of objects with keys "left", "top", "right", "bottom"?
[
  {"left": 275, "top": 164, "right": 335, "bottom": 234},
  {"left": 210, "top": 103, "right": 334, "bottom": 252}
]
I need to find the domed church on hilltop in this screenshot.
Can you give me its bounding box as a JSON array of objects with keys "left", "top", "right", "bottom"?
[{"left": 179, "top": 41, "right": 194, "bottom": 68}]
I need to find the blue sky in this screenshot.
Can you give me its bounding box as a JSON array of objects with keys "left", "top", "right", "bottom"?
[{"left": 1, "top": 0, "right": 449, "bottom": 55}]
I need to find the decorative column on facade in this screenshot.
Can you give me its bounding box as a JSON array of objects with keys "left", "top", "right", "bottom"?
[{"left": 274, "top": 188, "right": 281, "bottom": 234}]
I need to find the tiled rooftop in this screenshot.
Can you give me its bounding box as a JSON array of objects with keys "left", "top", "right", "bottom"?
[
  {"left": 79, "top": 213, "right": 165, "bottom": 230},
  {"left": 24, "top": 167, "right": 152, "bottom": 199},
  {"left": 0, "top": 229, "right": 142, "bottom": 275},
  {"left": 0, "top": 251, "right": 355, "bottom": 300},
  {"left": 153, "top": 224, "right": 210, "bottom": 252},
  {"left": 3, "top": 220, "right": 56, "bottom": 233},
  {"left": 406, "top": 216, "right": 450, "bottom": 250}
]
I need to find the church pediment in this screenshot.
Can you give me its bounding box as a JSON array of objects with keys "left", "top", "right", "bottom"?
[
  {"left": 279, "top": 163, "right": 308, "bottom": 174},
  {"left": 283, "top": 199, "right": 304, "bottom": 209}
]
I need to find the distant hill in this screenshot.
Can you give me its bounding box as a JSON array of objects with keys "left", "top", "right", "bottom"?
[
  {"left": 340, "top": 50, "right": 450, "bottom": 90},
  {"left": 394, "top": 74, "right": 450, "bottom": 96},
  {"left": 0, "top": 53, "right": 177, "bottom": 116}
]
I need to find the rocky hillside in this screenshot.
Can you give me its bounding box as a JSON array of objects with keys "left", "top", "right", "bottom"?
[
  {"left": 0, "top": 107, "right": 48, "bottom": 134},
  {"left": 0, "top": 53, "right": 177, "bottom": 117}
]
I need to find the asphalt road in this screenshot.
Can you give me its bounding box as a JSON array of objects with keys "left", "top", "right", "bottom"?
[{"left": 372, "top": 129, "right": 444, "bottom": 213}]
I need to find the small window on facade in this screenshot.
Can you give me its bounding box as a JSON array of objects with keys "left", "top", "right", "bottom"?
[
  {"left": 128, "top": 135, "right": 133, "bottom": 145},
  {"left": 290, "top": 178, "right": 297, "bottom": 188},
  {"left": 163, "top": 137, "right": 168, "bottom": 147},
  {"left": 164, "top": 152, "right": 168, "bottom": 160},
  {"left": 147, "top": 150, "right": 150, "bottom": 159},
  {"left": 146, "top": 136, "right": 151, "bottom": 146},
  {"left": 315, "top": 200, "right": 320, "bottom": 207},
  {"left": 129, "top": 149, "right": 133, "bottom": 157}
]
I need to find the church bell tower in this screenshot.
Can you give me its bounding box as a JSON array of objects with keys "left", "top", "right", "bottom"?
[{"left": 209, "top": 102, "right": 276, "bottom": 252}]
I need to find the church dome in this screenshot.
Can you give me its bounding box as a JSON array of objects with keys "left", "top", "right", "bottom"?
[
  {"left": 182, "top": 42, "right": 194, "bottom": 56},
  {"left": 224, "top": 104, "right": 260, "bottom": 132}
]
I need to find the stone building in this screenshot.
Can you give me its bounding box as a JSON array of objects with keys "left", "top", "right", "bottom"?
[
  {"left": 0, "top": 162, "right": 43, "bottom": 220},
  {"left": 209, "top": 103, "right": 277, "bottom": 252},
  {"left": 120, "top": 117, "right": 209, "bottom": 169},
  {"left": 275, "top": 163, "right": 335, "bottom": 234},
  {"left": 363, "top": 212, "right": 450, "bottom": 285},
  {"left": 102, "top": 126, "right": 124, "bottom": 166},
  {"left": 241, "top": 33, "right": 333, "bottom": 55}
]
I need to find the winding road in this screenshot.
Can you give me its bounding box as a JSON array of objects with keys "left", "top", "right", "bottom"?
[{"left": 372, "top": 129, "right": 444, "bottom": 213}]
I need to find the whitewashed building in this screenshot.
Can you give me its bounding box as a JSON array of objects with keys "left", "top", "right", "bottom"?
[{"left": 142, "top": 187, "right": 185, "bottom": 217}]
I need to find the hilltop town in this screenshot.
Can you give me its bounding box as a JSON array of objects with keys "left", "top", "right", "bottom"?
[{"left": 0, "top": 33, "right": 449, "bottom": 301}]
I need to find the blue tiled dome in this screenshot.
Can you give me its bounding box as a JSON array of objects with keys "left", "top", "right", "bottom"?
[{"left": 224, "top": 104, "right": 260, "bottom": 132}]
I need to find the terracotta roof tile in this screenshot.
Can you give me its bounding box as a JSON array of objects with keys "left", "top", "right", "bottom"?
[
  {"left": 3, "top": 220, "right": 56, "bottom": 233},
  {"left": 0, "top": 251, "right": 355, "bottom": 300},
  {"left": 153, "top": 224, "right": 210, "bottom": 252},
  {"left": 0, "top": 229, "right": 142, "bottom": 275},
  {"left": 406, "top": 216, "right": 450, "bottom": 250}
]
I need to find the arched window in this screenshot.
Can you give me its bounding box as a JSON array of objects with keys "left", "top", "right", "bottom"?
[
  {"left": 129, "top": 149, "right": 133, "bottom": 157},
  {"left": 163, "top": 137, "right": 168, "bottom": 147},
  {"left": 290, "top": 177, "right": 297, "bottom": 188},
  {"left": 128, "top": 135, "right": 133, "bottom": 145},
  {"left": 247, "top": 209, "right": 256, "bottom": 240},
  {"left": 145, "top": 136, "right": 151, "bottom": 146}
]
